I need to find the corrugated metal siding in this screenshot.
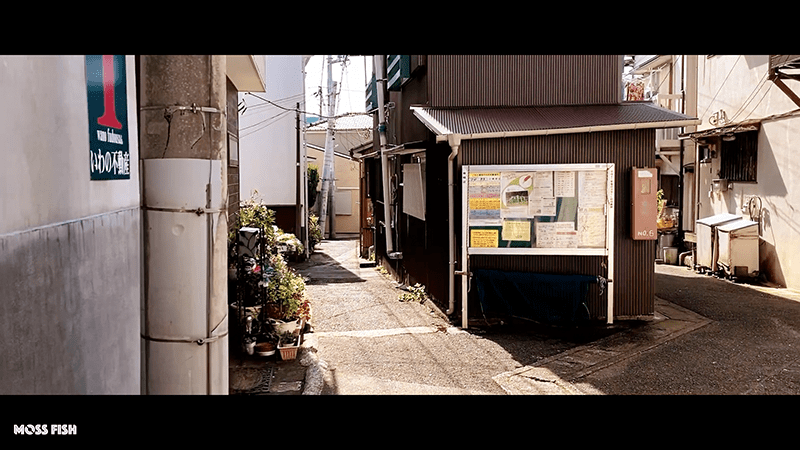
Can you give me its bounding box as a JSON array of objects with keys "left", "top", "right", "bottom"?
[
  {"left": 428, "top": 55, "right": 622, "bottom": 108},
  {"left": 461, "top": 129, "right": 656, "bottom": 319},
  {"left": 421, "top": 103, "right": 695, "bottom": 136}
]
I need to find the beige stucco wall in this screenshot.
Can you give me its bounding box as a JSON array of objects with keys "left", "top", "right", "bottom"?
[
  {"left": 694, "top": 55, "right": 800, "bottom": 288},
  {"left": 305, "top": 125, "right": 370, "bottom": 236}
]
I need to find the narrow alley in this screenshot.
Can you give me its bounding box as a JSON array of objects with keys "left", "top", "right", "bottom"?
[
  {"left": 273, "top": 238, "right": 800, "bottom": 395},
  {"left": 287, "top": 238, "right": 638, "bottom": 395}
]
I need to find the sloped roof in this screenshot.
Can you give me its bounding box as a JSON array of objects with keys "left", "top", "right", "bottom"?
[
  {"left": 306, "top": 114, "right": 372, "bottom": 131},
  {"left": 411, "top": 102, "right": 700, "bottom": 142}
]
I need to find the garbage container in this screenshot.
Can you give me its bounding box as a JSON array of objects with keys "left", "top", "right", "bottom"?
[
  {"left": 716, "top": 218, "right": 759, "bottom": 280},
  {"left": 663, "top": 247, "right": 679, "bottom": 265},
  {"left": 696, "top": 213, "right": 739, "bottom": 272}
]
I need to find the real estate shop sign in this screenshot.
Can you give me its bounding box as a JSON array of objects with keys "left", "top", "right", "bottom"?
[{"left": 85, "top": 55, "right": 130, "bottom": 180}]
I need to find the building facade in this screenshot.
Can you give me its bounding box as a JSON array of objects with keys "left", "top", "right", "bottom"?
[
  {"left": 305, "top": 115, "right": 372, "bottom": 237},
  {"left": 681, "top": 55, "right": 800, "bottom": 289},
  {"left": 0, "top": 55, "right": 141, "bottom": 394},
  {"left": 0, "top": 55, "right": 264, "bottom": 394},
  {"left": 361, "top": 55, "right": 698, "bottom": 327},
  {"left": 238, "top": 55, "right": 308, "bottom": 240}
]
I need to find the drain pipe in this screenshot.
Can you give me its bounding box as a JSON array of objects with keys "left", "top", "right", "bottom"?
[
  {"left": 446, "top": 134, "right": 461, "bottom": 315},
  {"left": 374, "top": 55, "right": 400, "bottom": 259}
]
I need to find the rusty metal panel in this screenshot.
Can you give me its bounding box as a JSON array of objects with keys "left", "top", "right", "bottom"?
[
  {"left": 461, "top": 129, "right": 656, "bottom": 320},
  {"left": 428, "top": 55, "right": 622, "bottom": 108},
  {"left": 770, "top": 55, "right": 800, "bottom": 70},
  {"left": 631, "top": 167, "right": 658, "bottom": 240}
]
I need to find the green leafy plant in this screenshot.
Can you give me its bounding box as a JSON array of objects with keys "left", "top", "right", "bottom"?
[
  {"left": 308, "top": 164, "right": 320, "bottom": 208},
  {"left": 276, "top": 229, "right": 304, "bottom": 256},
  {"left": 229, "top": 191, "right": 277, "bottom": 250},
  {"left": 265, "top": 252, "right": 306, "bottom": 319},
  {"left": 278, "top": 330, "right": 299, "bottom": 347},
  {"left": 399, "top": 283, "right": 428, "bottom": 303},
  {"left": 308, "top": 213, "right": 323, "bottom": 251}
]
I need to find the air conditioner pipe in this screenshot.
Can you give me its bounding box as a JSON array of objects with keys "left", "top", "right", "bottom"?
[{"left": 446, "top": 135, "right": 460, "bottom": 315}]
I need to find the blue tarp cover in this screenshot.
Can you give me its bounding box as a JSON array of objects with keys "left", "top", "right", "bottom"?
[{"left": 474, "top": 269, "right": 599, "bottom": 325}]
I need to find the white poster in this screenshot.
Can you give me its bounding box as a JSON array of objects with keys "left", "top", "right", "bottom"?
[
  {"left": 554, "top": 171, "right": 575, "bottom": 197},
  {"left": 536, "top": 222, "right": 578, "bottom": 248}
]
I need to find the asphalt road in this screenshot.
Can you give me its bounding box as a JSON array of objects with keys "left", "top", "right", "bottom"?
[{"left": 296, "top": 239, "right": 800, "bottom": 395}]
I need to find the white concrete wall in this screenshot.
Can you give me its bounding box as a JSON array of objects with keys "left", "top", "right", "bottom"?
[
  {"left": 694, "top": 55, "right": 800, "bottom": 288},
  {"left": 239, "top": 55, "right": 306, "bottom": 206},
  {"left": 0, "top": 55, "right": 141, "bottom": 393},
  {"left": 1, "top": 56, "right": 141, "bottom": 233}
]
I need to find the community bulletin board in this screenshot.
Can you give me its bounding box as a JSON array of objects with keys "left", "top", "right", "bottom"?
[{"left": 462, "top": 164, "right": 615, "bottom": 256}]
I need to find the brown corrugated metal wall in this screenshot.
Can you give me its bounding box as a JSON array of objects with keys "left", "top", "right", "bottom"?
[
  {"left": 460, "top": 129, "right": 656, "bottom": 320},
  {"left": 428, "top": 55, "right": 622, "bottom": 108}
]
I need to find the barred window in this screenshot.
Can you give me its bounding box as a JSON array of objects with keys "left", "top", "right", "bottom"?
[{"left": 719, "top": 130, "right": 758, "bottom": 183}]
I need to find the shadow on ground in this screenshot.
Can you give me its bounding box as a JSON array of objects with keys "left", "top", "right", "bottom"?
[{"left": 290, "top": 250, "right": 365, "bottom": 285}]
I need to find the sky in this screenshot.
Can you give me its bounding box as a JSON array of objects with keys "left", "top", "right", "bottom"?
[{"left": 303, "top": 55, "right": 372, "bottom": 120}]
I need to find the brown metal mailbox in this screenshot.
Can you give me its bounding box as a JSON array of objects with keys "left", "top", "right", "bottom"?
[{"left": 631, "top": 167, "right": 657, "bottom": 240}]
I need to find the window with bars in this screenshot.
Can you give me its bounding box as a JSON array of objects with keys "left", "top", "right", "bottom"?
[{"left": 719, "top": 130, "right": 758, "bottom": 183}]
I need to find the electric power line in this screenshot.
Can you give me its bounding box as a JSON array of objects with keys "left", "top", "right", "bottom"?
[
  {"left": 700, "top": 55, "right": 743, "bottom": 120},
  {"left": 239, "top": 109, "right": 294, "bottom": 138}
]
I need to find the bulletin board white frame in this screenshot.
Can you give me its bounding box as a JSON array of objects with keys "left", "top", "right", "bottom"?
[
  {"left": 459, "top": 163, "right": 616, "bottom": 327},
  {"left": 462, "top": 163, "right": 615, "bottom": 256}
]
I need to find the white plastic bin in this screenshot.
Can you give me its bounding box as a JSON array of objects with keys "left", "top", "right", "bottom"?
[
  {"left": 696, "top": 213, "right": 739, "bottom": 272},
  {"left": 716, "top": 219, "right": 759, "bottom": 279}
]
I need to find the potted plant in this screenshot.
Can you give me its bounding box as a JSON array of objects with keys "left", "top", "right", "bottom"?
[
  {"left": 264, "top": 252, "right": 305, "bottom": 319},
  {"left": 277, "top": 330, "right": 301, "bottom": 360}
]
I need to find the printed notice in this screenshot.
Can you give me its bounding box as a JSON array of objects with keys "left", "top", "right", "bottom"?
[
  {"left": 536, "top": 222, "right": 578, "bottom": 248},
  {"left": 502, "top": 220, "right": 531, "bottom": 241},
  {"left": 469, "top": 172, "right": 502, "bottom": 223},
  {"left": 579, "top": 171, "right": 607, "bottom": 208},
  {"left": 578, "top": 206, "right": 606, "bottom": 247},
  {"left": 469, "top": 197, "right": 501, "bottom": 211},
  {"left": 470, "top": 229, "right": 499, "bottom": 248},
  {"left": 533, "top": 171, "right": 553, "bottom": 198},
  {"left": 500, "top": 172, "right": 532, "bottom": 218},
  {"left": 555, "top": 171, "right": 576, "bottom": 197},
  {"left": 529, "top": 197, "right": 556, "bottom": 216}
]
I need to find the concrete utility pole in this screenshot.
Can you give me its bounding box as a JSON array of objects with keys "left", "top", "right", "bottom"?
[
  {"left": 138, "top": 55, "right": 229, "bottom": 394},
  {"left": 373, "top": 55, "right": 397, "bottom": 258},
  {"left": 318, "top": 55, "right": 340, "bottom": 239}
]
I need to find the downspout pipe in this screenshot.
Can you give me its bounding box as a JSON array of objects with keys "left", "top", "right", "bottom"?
[
  {"left": 446, "top": 134, "right": 460, "bottom": 315},
  {"left": 374, "top": 55, "right": 400, "bottom": 259}
]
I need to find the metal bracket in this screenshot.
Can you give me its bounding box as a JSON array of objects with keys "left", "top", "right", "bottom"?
[
  {"left": 141, "top": 104, "right": 226, "bottom": 153},
  {"left": 770, "top": 70, "right": 800, "bottom": 109},
  {"left": 142, "top": 314, "right": 228, "bottom": 346}
]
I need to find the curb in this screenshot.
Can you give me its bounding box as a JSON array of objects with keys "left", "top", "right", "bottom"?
[{"left": 299, "top": 333, "right": 327, "bottom": 395}]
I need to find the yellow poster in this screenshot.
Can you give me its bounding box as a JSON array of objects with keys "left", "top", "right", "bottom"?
[
  {"left": 470, "top": 229, "right": 499, "bottom": 248},
  {"left": 469, "top": 197, "right": 501, "bottom": 210},
  {"left": 502, "top": 220, "right": 530, "bottom": 241}
]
